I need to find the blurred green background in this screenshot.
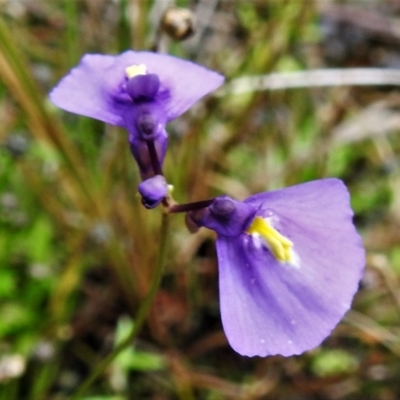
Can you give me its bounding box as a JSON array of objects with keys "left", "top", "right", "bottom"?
[{"left": 1, "top": 0, "right": 400, "bottom": 399}]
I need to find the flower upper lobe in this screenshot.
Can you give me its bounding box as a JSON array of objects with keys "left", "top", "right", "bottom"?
[
  {"left": 49, "top": 51, "right": 224, "bottom": 127},
  {"left": 50, "top": 51, "right": 224, "bottom": 180}
]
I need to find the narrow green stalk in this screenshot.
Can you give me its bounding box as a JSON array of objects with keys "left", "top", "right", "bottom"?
[
  {"left": 71, "top": 212, "right": 170, "bottom": 399},
  {"left": 64, "top": 0, "right": 79, "bottom": 65}
]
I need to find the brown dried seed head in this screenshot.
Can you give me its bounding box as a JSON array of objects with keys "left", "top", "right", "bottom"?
[{"left": 161, "top": 7, "right": 196, "bottom": 41}]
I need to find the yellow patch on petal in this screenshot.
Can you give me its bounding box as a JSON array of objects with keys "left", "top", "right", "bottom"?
[
  {"left": 246, "top": 216, "right": 293, "bottom": 263},
  {"left": 125, "top": 64, "right": 147, "bottom": 78}
]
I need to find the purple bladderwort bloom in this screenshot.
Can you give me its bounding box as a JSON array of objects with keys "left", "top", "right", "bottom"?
[
  {"left": 138, "top": 175, "right": 169, "bottom": 209},
  {"left": 49, "top": 51, "right": 224, "bottom": 180},
  {"left": 187, "top": 179, "right": 365, "bottom": 357}
]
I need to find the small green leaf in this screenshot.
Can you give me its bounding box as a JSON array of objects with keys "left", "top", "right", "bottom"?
[{"left": 311, "top": 349, "right": 359, "bottom": 377}]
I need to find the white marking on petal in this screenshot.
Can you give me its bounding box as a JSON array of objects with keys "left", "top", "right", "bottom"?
[
  {"left": 125, "top": 64, "right": 147, "bottom": 78},
  {"left": 250, "top": 233, "right": 263, "bottom": 250},
  {"left": 287, "top": 249, "right": 301, "bottom": 269}
]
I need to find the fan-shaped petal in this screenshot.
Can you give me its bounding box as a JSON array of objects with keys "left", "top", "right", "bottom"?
[
  {"left": 49, "top": 51, "right": 224, "bottom": 126},
  {"left": 217, "top": 179, "right": 365, "bottom": 356}
]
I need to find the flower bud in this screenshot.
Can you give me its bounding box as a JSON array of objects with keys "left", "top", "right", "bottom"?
[
  {"left": 138, "top": 175, "right": 168, "bottom": 209},
  {"left": 161, "top": 7, "right": 196, "bottom": 41}
]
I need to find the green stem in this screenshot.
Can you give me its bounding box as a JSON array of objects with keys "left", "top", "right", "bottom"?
[{"left": 71, "top": 213, "right": 170, "bottom": 399}]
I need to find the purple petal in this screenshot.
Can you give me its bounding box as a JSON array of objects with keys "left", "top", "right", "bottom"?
[
  {"left": 129, "top": 127, "right": 168, "bottom": 180},
  {"left": 50, "top": 53, "right": 130, "bottom": 126},
  {"left": 49, "top": 51, "right": 224, "bottom": 126},
  {"left": 217, "top": 179, "right": 365, "bottom": 357},
  {"left": 120, "top": 51, "right": 224, "bottom": 121},
  {"left": 126, "top": 74, "right": 160, "bottom": 101}
]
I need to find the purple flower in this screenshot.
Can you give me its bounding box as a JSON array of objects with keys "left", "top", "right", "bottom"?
[
  {"left": 138, "top": 175, "right": 168, "bottom": 209},
  {"left": 189, "top": 179, "right": 365, "bottom": 357},
  {"left": 49, "top": 51, "right": 224, "bottom": 179}
]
